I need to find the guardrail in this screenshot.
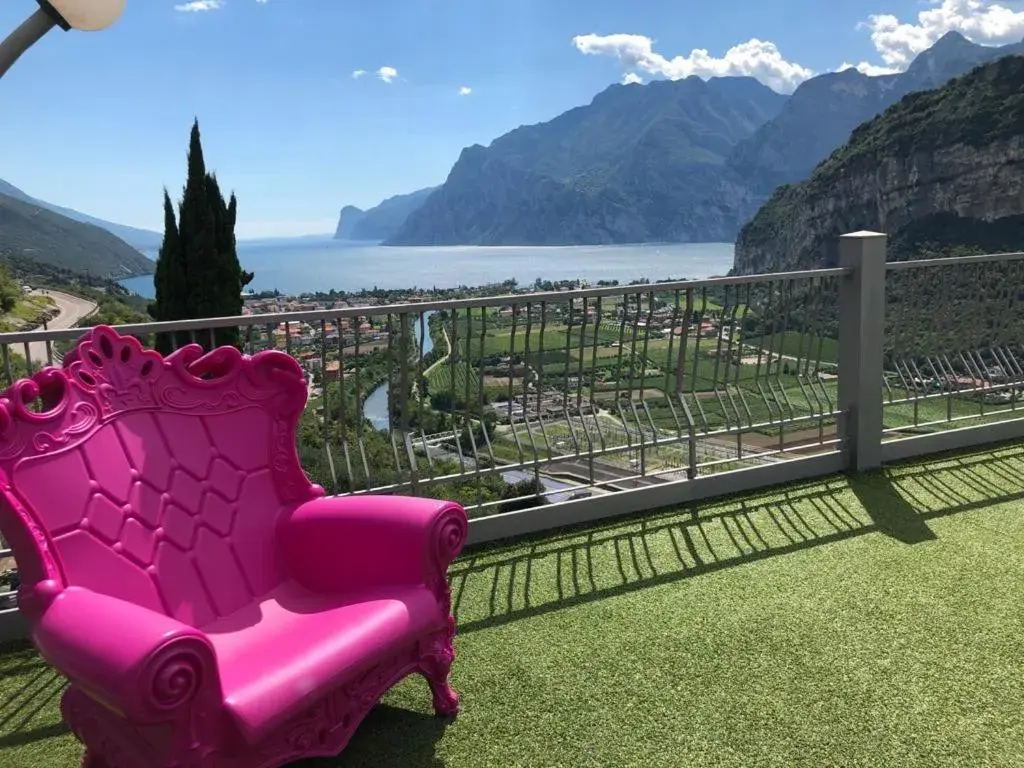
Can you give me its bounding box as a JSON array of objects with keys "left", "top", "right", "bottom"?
[
  {"left": 0, "top": 266, "right": 851, "bottom": 514},
  {"left": 0, "top": 231, "right": 1022, "bottom": 639},
  {"left": 880, "top": 250, "right": 1024, "bottom": 461}
]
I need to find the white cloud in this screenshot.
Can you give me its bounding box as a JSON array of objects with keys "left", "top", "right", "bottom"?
[
  {"left": 377, "top": 66, "right": 398, "bottom": 83},
  {"left": 174, "top": 0, "right": 223, "bottom": 10},
  {"left": 622, "top": 72, "right": 643, "bottom": 85},
  {"left": 837, "top": 61, "right": 901, "bottom": 76},
  {"left": 862, "top": 0, "right": 1024, "bottom": 69},
  {"left": 458, "top": 85, "right": 472, "bottom": 96},
  {"left": 352, "top": 69, "right": 367, "bottom": 79},
  {"left": 572, "top": 33, "right": 815, "bottom": 93}
]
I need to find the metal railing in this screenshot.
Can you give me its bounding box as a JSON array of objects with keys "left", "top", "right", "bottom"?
[
  {"left": 0, "top": 267, "right": 850, "bottom": 519},
  {"left": 0, "top": 232, "right": 1021, "bottom": 574},
  {"left": 883, "top": 252, "right": 1024, "bottom": 440}
]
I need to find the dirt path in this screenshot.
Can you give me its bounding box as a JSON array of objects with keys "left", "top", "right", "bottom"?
[
  {"left": 25, "top": 289, "right": 98, "bottom": 367},
  {"left": 423, "top": 327, "right": 452, "bottom": 378}
]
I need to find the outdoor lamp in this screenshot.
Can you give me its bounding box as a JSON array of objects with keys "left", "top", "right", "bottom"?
[{"left": 0, "top": 0, "right": 125, "bottom": 79}]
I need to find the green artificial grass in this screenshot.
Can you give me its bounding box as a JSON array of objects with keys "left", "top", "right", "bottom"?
[{"left": 3, "top": 442, "right": 1024, "bottom": 767}]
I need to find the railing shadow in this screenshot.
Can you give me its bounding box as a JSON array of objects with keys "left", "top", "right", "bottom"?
[
  {"left": 451, "top": 443, "right": 1024, "bottom": 634},
  {"left": 0, "top": 642, "right": 69, "bottom": 750}
]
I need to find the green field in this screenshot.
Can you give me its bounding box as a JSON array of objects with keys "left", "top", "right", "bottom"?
[
  {"left": 425, "top": 360, "right": 483, "bottom": 399},
  {"left": 747, "top": 331, "right": 840, "bottom": 364},
  {"left": 440, "top": 310, "right": 840, "bottom": 394}
]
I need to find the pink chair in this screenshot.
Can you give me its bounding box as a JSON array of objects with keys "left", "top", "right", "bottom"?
[{"left": 0, "top": 325, "right": 468, "bottom": 768}]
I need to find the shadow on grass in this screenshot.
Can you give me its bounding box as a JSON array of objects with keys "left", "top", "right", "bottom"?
[
  {"left": 291, "top": 705, "right": 448, "bottom": 768},
  {"left": 451, "top": 444, "right": 1024, "bottom": 634},
  {"left": 0, "top": 646, "right": 69, "bottom": 749}
]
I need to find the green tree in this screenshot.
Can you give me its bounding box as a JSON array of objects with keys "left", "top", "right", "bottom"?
[
  {"left": 150, "top": 119, "right": 254, "bottom": 353},
  {"left": 0, "top": 265, "right": 22, "bottom": 314}
]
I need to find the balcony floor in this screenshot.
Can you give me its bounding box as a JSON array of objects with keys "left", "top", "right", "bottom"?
[{"left": 2, "top": 442, "right": 1024, "bottom": 767}]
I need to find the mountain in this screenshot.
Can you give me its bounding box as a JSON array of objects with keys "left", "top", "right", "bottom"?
[
  {"left": 388, "top": 77, "right": 787, "bottom": 246},
  {"left": 733, "top": 55, "right": 1024, "bottom": 275},
  {"left": 388, "top": 33, "right": 1024, "bottom": 248},
  {"left": 897, "top": 29, "right": 1024, "bottom": 92},
  {"left": 725, "top": 69, "right": 901, "bottom": 195},
  {"left": 0, "top": 192, "right": 156, "bottom": 279},
  {"left": 727, "top": 32, "right": 1024, "bottom": 195},
  {"left": 335, "top": 205, "right": 366, "bottom": 239},
  {"left": 0, "top": 178, "right": 162, "bottom": 251},
  {"left": 334, "top": 187, "right": 439, "bottom": 241}
]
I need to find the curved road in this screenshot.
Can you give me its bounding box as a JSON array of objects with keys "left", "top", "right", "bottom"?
[{"left": 26, "top": 289, "right": 98, "bottom": 367}]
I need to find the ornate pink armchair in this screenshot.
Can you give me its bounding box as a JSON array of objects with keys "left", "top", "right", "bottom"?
[{"left": 0, "top": 326, "right": 468, "bottom": 768}]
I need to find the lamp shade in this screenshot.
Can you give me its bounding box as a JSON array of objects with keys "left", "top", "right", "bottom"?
[{"left": 43, "top": 0, "right": 126, "bottom": 31}]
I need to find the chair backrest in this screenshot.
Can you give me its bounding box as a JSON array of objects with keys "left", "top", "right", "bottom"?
[{"left": 0, "top": 326, "right": 322, "bottom": 627}]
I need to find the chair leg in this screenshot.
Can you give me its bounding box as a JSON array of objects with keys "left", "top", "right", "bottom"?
[{"left": 418, "top": 624, "right": 459, "bottom": 717}]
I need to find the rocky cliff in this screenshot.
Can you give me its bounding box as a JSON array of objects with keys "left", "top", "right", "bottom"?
[
  {"left": 334, "top": 205, "right": 365, "bottom": 239},
  {"left": 733, "top": 55, "right": 1024, "bottom": 275},
  {"left": 334, "top": 187, "right": 438, "bottom": 241}
]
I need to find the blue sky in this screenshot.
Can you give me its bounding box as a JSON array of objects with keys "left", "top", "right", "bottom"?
[{"left": 0, "top": 0, "right": 1022, "bottom": 239}]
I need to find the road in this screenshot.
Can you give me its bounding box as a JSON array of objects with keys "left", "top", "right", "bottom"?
[{"left": 25, "top": 289, "right": 98, "bottom": 367}]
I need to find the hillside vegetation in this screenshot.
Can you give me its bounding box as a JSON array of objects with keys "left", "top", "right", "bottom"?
[{"left": 0, "top": 192, "right": 154, "bottom": 279}]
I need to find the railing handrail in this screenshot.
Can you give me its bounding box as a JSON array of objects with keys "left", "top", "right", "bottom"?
[
  {"left": 0, "top": 266, "right": 851, "bottom": 346},
  {"left": 886, "top": 251, "right": 1024, "bottom": 270}
]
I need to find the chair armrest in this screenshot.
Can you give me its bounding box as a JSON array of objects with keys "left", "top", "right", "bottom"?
[
  {"left": 278, "top": 495, "right": 468, "bottom": 597},
  {"left": 32, "top": 586, "right": 221, "bottom": 723}
]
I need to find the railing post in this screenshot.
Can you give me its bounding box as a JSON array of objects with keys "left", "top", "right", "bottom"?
[{"left": 837, "top": 231, "right": 887, "bottom": 472}]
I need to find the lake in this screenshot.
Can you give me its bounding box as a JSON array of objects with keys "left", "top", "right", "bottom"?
[
  {"left": 120, "top": 237, "right": 736, "bottom": 298},
  {"left": 124, "top": 236, "right": 734, "bottom": 502}
]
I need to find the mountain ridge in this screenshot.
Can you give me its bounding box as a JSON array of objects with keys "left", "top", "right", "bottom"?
[
  {"left": 0, "top": 178, "right": 162, "bottom": 251},
  {"left": 384, "top": 33, "right": 1024, "bottom": 247},
  {"left": 388, "top": 76, "right": 787, "bottom": 245},
  {"left": 0, "top": 192, "right": 156, "bottom": 279},
  {"left": 727, "top": 31, "right": 1024, "bottom": 195},
  {"left": 733, "top": 54, "right": 1024, "bottom": 275}
]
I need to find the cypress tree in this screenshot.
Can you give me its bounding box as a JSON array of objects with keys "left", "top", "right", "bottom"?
[
  {"left": 152, "top": 119, "right": 254, "bottom": 352},
  {"left": 150, "top": 190, "right": 189, "bottom": 353}
]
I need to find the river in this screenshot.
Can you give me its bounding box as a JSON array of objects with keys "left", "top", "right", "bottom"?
[
  {"left": 361, "top": 311, "right": 582, "bottom": 502},
  {"left": 363, "top": 311, "right": 436, "bottom": 431}
]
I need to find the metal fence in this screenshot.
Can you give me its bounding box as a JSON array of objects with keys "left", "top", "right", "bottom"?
[
  {"left": 0, "top": 232, "right": 1022, "bottom": 582},
  {"left": 883, "top": 252, "right": 1024, "bottom": 440}
]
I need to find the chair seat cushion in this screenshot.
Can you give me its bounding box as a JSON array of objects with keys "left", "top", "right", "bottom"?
[{"left": 204, "top": 580, "right": 443, "bottom": 743}]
